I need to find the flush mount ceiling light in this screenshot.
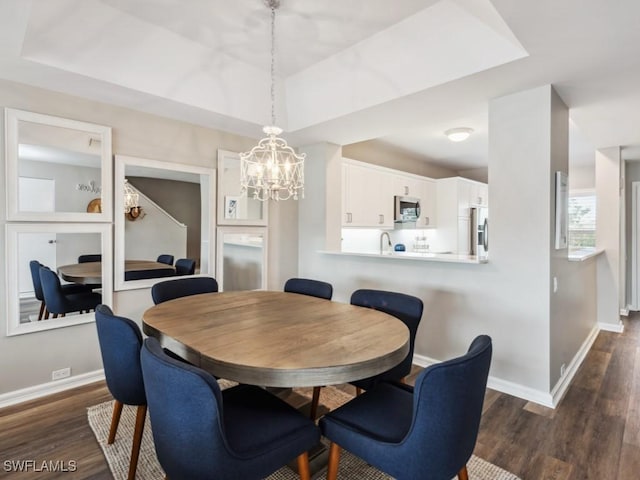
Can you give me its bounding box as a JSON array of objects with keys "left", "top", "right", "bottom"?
[
  {"left": 239, "top": 0, "right": 305, "bottom": 202},
  {"left": 445, "top": 127, "right": 474, "bottom": 142}
]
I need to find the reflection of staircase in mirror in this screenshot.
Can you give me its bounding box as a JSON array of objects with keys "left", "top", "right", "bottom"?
[{"left": 124, "top": 184, "right": 187, "bottom": 263}]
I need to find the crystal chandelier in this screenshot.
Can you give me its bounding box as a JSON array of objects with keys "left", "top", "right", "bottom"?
[
  {"left": 240, "top": 0, "right": 305, "bottom": 202},
  {"left": 123, "top": 179, "right": 140, "bottom": 213}
]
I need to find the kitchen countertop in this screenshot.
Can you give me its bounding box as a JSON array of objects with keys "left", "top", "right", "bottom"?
[
  {"left": 568, "top": 248, "right": 604, "bottom": 262},
  {"left": 320, "top": 250, "right": 488, "bottom": 264}
]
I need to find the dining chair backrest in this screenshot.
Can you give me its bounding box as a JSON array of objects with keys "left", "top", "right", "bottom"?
[
  {"left": 284, "top": 278, "right": 333, "bottom": 300},
  {"left": 78, "top": 254, "right": 102, "bottom": 263},
  {"left": 29, "top": 260, "right": 45, "bottom": 301},
  {"left": 151, "top": 277, "right": 219, "bottom": 305},
  {"left": 175, "top": 258, "right": 196, "bottom": 276},
  {"left": 407, "top": 335, "right": 492, "bottom": 476},
  {"left": 140, "top": 337, "right": 228, "bottom": 476},
  {"left": 350, "top": 289, "right": 423, "bottom": 387},
  {"left": 156, "top": 254, "right": 174, "bottom": 266},
  {"left": 38, "top": 267, "right": 68, "bottom": 315},
  {"left": 95, "top": 304, "right": 146, "bottom": 406}
]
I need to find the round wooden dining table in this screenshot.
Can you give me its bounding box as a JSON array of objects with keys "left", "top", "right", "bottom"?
[
  {"left": 142, "top": 290, "right": 410, "bottom": 388},
  {"left": 58, "top": 260, "right": 175, "bottom": 284}
]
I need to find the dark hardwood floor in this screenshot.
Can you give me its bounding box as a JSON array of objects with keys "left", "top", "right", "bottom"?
[{"left": 1, "top": 314, "right": 638, "bottom": 479}]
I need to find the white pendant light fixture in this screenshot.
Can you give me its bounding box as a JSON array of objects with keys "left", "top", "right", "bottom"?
[
  {"left": 123, "top": 179, "right": 139, "bottom": 213},
  {"left": 240, "top": 0, "right": 305, "bottom": 202},
  {"left": 445, "top": 127, "right": 474, "bottom": 142}
]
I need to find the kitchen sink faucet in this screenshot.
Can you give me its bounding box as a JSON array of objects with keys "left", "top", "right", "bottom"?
[{"left": 380, "top": 232, "right": 392, "bottom": 254}]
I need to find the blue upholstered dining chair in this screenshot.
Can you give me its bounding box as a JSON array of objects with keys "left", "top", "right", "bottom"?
[
  {"left": 320, "top": 335, "right": 493, "bottom": 480},
  {"left": 175, "top": 258, "right": 196, "bottom": 276},
  {"left": 95, "top": 304, "right": 147, "bottom": 480},
  {"left": 156, "top": 254, "right": 174, "bottom": 266},
  {"left": 29, "top": 261, "right": 90, "bottom": 320},
  {"left": 140, "top": 337, "right": 320, "bottom": 480},
  {"left": 38, "top": 266, "right": 101, "bottom": 318},
  {"left": 151, "top": 276, "right": 219, "bottom": 304},
  {"left": 310, "top": 288, "right": 423, "bottom": 419},
  {"left": 284, "top": 277, "right": 333, "bottom": 300}
]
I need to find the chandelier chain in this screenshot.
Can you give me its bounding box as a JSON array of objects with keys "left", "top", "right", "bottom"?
[{"left": 270, "top": 3, "right": 276, "bottom": 126}]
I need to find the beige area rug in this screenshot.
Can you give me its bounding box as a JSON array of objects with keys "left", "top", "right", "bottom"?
[{"left": 88, "top": 382, "right": 520, "bottom": 480}]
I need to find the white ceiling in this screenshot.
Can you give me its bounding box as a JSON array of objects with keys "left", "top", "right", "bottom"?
[{"left": 2, "top": 0, "right": 640, "bottom": 170}]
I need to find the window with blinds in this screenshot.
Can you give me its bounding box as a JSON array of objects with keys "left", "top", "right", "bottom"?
[{"left": 568, "top": 193, "right": 596, "bottom": 248}]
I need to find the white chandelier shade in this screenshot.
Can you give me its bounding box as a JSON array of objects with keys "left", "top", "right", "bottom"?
[
  {"left": 123, "top": 179, "right": 140, "bottom": 213},
  {"left": 240, "top": 126, "right": 304, "bottom": 201}
]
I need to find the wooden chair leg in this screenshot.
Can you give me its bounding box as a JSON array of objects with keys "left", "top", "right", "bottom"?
[
  {"left": 399, "top": 376, "right": 407, "bottom": 384},
  {"left": 44, "top": 308, "right": 50, "bottom": 319},
  {"left": 310, "top": 386, "right": 322, "bottom": 420},
  {"left": 128, "top": 404, "right": 147, "bottom": 480},
  {"left": 38, "top": 301, "right": 45, "bottom": 320},
  {"left": 108, "top": 400, "right": 123, "bottom": 444},
  {"left": 327, "top": 442, "right": 341, "bottom": 480},
  {"left": 52, "top": 313, "right": 58, "bottom": 319},
  {"left": 296, "top": 452, "right": 311, "bottom": 480},
  {"left": 458, "top": 465, "right": 469, "bottom": 480}
]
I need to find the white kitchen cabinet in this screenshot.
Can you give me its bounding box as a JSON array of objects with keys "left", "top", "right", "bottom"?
[
  {"left": 417, "top": 177, "right": 437, "bottom": 228},
  {"left": 393, "top": 174, "right": 423, "bottom": 198},
  {"left": 393, "top": 173, "right": 438, "bottom": 228},
  {"left": 342, "top": 160, "right": 393, "bottom": 228},
  {"left": 434, "top": 177, "right": 488, "bottom": 254}
]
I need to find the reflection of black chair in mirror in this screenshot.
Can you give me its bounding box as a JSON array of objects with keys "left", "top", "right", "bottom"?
[
  {"left": 78, "top": 254, "right": 102, "bottom": 263},
  {"left": 124, "top": 269, "right": 175, "bottom": 281},
  {"left": 39, "top": 266, "right": 101, "bottom": 319},
  {"left": 77, "top": 254, "right": 103, "bottom": 289},
  {"left": 29, "top": 261, "right": 90, "bottom": 320},
  {"left": 151, "top": 277, "right": 218, "bottom": 305},
  {"left": 175, "top": 258, "right": 196, "bottom": 276},
  {"left": 157, "top": 254, "right": 174, "bottom": 266}
]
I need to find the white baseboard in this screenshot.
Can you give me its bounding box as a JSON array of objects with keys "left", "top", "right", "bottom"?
[
  {"left": 620, "top": 306, "right": 630, "bottom": 316},
  {"left": 550, "top": 324, "right": 600, "bottom": 407},
  {"left": 414, "top": 325, "right": 601, "bottom": 409},
  {"left": 599, "top": 321, "right": 624, "bottom": 333},
  {"left": 0, "top": 370, "right": 105, "bottom": 409},
  {"left": 414, "top": 353, "right": 555, "bottom": 407}
]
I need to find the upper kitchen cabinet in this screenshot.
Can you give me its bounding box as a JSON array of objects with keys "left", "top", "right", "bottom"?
[
  {"left": 342, "top": 159, "right": 393, "bottom": 228},
  {"left": 392, "top": 172, "right": 437, "bottom": 228}
]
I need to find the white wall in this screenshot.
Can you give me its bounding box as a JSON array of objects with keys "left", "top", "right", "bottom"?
[{"left": 596, "top": 147, "right": 624, "bottom": 329}]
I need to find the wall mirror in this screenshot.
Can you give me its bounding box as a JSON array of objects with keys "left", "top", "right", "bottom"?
[
  {"left": 216, "top": 226, "right": 268, "bottom": 291},
  {"left": 217, "top": 149, "right": 267, "bottom": 226},
  {"left": 114, "top": 155, "right": 216, "bottom": 291},
  {"left": 5, "top": 108, "right": 112, "bottom": 222},
  {"left": 6, "top": 223, "right": 113, "bottom": 336}
]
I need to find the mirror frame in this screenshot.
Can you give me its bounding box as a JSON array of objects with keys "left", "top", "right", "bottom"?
[
  {"left": 217, "top": 149, "right": 268, "bottom": 226},
  {"left": 114, "top": 155, "right": 216, "bottom": 291},
  {"left": 216, "top": 226, "right": 268, "bottom": 291},
  {"left": 5, "top": 108, "right": 113, "bottom": 222},
  {"left": 5, "top": 223, "right": 113, "bottom": 336}
]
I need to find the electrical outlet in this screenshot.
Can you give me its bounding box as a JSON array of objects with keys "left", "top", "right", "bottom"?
[
  {"left": 52, "top": 367, "right": 71, "bottom": 381},
  {"left": 560, "top": 363, "right": 566, "bottom": 377}
]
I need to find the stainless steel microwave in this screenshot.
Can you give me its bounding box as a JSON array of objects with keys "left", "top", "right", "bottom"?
[{"left": 394, "top": 196, "right": 421, "bottom": 223}]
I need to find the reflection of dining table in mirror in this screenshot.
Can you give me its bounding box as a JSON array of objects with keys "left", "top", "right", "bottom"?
[
  {"left": 58, "top": 260, "right": 175, "bottom": 285},
  {"left": 142, "top": 290, "right": 410, "bottom": 388}
]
